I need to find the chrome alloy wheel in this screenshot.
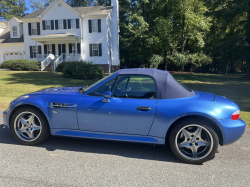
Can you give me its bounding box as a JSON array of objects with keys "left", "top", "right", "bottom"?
[
  {"left": 14, "top": 112, "right": 42, "bottom": 142},
  {"left": 175, "top": 124, "right": 213, "bottom": 161}
]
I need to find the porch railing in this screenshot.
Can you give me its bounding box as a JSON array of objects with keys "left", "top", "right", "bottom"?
[
  {"left": 41, "top": 54, "right": 54, "bottom": 71},
  {"left": 54, "top": 54, "right": 63, "bottom": 71}
]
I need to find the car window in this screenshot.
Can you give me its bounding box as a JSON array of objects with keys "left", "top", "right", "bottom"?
[
  {"left": 112, "top": 75, "right": 156, "bottom": 99},
  {"left": 88, "top": 77, "right": 116, "bottom": 97}
]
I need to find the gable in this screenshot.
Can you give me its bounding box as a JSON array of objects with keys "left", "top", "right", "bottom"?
[{"left": 41, "top": 0, "right": 81, "bottom": 20}]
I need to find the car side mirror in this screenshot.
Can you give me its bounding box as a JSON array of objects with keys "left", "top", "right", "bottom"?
[{"left": 102, "top": 91, "right": 111, "bottom": 103}]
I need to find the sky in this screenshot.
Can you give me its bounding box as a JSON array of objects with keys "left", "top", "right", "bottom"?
[{"left": 25, "top": 0, "right": 34, "bottom": 14}]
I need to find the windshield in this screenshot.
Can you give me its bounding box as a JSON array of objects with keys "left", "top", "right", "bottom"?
[{"left": 80, "top": 73, "right": 116, "bottom": 94}]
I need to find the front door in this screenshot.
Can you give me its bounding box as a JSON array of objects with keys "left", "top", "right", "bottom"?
[{"left": 77, "top": 75, "right": 157, "bottom": 135}]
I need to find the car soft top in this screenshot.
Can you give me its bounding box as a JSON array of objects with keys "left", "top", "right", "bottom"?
[{"left": 117, "top": 68, "right": 196, "bottom": 99}]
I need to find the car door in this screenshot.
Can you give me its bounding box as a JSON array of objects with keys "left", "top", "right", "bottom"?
[{"left": 77, "top": 75, "right": 157, "bottom": 135}]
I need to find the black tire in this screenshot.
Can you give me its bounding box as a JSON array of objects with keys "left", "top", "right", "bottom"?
[
  {"left": 169, "top": 118, "right": 219, "bottom": 164},
  {"left": 10, "top": 106, "right": 50, "bottom": 146}
]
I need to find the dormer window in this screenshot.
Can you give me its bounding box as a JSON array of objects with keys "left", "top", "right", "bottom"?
[
  {"left": 46, "top": 20, "right": 51, "bottom": 30},
  {"left": 12, "top": 26, "right": 17, "bottom": 37},
  {"left": 31, "top": 23, "right": 37, "bottom": 35}
]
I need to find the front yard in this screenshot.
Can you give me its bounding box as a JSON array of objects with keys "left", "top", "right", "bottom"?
[{"left": 0, "top": 71, "right": 249, "bottom": 126}]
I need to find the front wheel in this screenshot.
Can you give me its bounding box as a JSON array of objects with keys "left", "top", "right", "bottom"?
[
  {"left": 169, "top": 118, "right": 219, "bottom": 164},
  {"left": 10, "top": 107, "right": 50, "bottom": 146}
]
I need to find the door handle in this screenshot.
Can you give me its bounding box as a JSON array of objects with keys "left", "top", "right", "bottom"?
[{"left": 137, "top": 106, "right": 151, "bottom": 111}]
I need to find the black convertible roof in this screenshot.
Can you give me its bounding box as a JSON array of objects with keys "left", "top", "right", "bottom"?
[{"left": 117, "top": 68, "right": 196, "bottom": 99}]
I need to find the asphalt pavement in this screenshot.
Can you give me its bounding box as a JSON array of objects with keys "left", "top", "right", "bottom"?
[{"left": 0, "top": 110, "right": 250, "bottom": 186}]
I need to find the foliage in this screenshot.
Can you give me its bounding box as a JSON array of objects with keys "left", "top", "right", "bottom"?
[
  {"left": 55, "top": 62, "right": 71, "bottom": 72},
  {"left": 149, "top": 55, "right": 163, "bottom": 68},
  {"left": 171, "top": 53, "right": 188, "bottom": 72},
  {"left": 187, "top": 52, "right": 212, "bottom": 72},
  {"left": 0, "top": 0, "right": 27, "bottom": 20},
  {"left": 63, "top": 61, "right": 104, "bottom": 79},
  {"left": 0, "top": 59, "right": 40, "bottom": 71},
  {"left": 29, "top": 0, "right": 54, "bottom": 10}
]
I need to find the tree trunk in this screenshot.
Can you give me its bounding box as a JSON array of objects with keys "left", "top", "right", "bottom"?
[
  {"left": 246, "top": 10, "right": 250, "bottom": 77},
  {"left": 247, "top": 61, "right": 250, "bottom": 78},
  {"left": 181, "top": 14, "right": 185, "bottom": 53}
]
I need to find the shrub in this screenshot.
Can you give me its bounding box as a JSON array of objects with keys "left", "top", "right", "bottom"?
[
  {"left": 0, "top": 59, "right": 40, "bottom": 71},
  {"left": 63, "top": 61, "right": 104, "bottom": 79},
  {"left": 55, "top": 62, "right": 71, "bottom": 72}
]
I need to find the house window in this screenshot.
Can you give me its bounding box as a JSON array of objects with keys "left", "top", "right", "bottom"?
[
  {"left": 71, "top": 19, "right": 76, "bottom": 29},
  {"left": 59, "top": 20, "right": 63, "bottom": 29},
  {"left": 46, "top": 20, "right": 51, "bottom": 30},
  {"left": 31, "top": 23, "right": 37, "bottom": 35},
  {"left": 92, "top": 19, "right": 98, "bottom": 33},
  {"left": 45, "top": 44, "right": 52, "bottom": 54},
  {"left": 32, "top": 46, "right": 38, "bottom": 58},
  {"left": 12, "top": 26, "right": 17, "bottom": 37},
  {"left": 93, "top": 44, "right": 99, "bottom": 56},
  {"left": 72, "top": 43, "right": 76, "bottom": 53}
]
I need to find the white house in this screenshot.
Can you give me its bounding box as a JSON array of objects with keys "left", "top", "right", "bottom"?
[{"left": 0, "top": 0, "right": 120, "bottom": 73}]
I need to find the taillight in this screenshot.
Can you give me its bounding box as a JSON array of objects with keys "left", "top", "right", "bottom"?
[{"left": 231, "top": 110, "right": 240, "bottom": 120}]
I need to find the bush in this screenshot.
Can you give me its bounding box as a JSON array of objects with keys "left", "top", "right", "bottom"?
[
  {"left": 0, "top": 59, "right": 40, "bottom": 71},
  {"left": 55, "top": 62, "right": 71, "bottom": 72},
  {"left": 63, "top": 61, "right": 104, "bottom": 79}
]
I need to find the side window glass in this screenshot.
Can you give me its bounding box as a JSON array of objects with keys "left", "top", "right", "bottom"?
[
  {"left": 88, "top": 77, "right": 116, "bottom": 97},
  {"left": 112, "top": 75, "right": 156, "bottom": 99}
]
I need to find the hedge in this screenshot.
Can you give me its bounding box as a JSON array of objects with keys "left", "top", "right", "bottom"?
[
  {"left": 0, "top": 59, "right": 40, "bottom": 71},
  {"left": 55, "top": 62, "right": 71, "bottom": 72},
  {"left": 63, "top": 61, "right": 104, "bottom": 79}
]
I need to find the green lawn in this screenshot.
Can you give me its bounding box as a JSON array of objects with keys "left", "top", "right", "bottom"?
[{"left": 0, "top": 71, "right": 249, "bottom": 126}]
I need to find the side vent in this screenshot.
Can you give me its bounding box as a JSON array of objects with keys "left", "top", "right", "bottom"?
[{"left": 48, "top": 102, "right": 77, "bottom": 109}]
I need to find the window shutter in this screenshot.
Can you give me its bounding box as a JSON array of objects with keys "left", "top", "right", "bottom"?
[
  {"left": 68, "top": 19, "right": 71, "bottom": 29},
  {"left": 28, "top": 23, "right": 31, "bottom": 35},
  {"left": 51, "top": 20, "right": 54, "bottom": 30},
  {"left": 69, "top": 43, "right": 72, "bottom": 53},
  {"left": 63, "top": 19, "right": 67, "bottom": 29},
  {"left": 58, "top": 44, "right": 61, "bottom": 55},
  {"left": 77, "top": 43, "right": 80, "bottom": 54},
  {"left": 62, "top": 44, "right": 66, "bottom": 53},
  {"left": 55, "top": 20, "right": 58, "bottom": 30},
  {"left": 76, "top": 19, "right": 79, "bottom": 29},
  {"left": 38, "top": 46, "right": 42, "bottom": 54},
  {"left": 99, "top": 43, "right": 102, "bottom": 56},
  {"left": 88, "top": 20, "right": 92, "bottom": 33},
  {"left": 44, "top": 45, "right": 47, "bottom": 54},
  {"left": 30, "top": 46, "right": 33, "bottom": 58},
  {"left": 98, "top": 19, "right": 101, "bottom": 33},
  {"left": 42, "top": 20, "right": 46, "bottom": 30},
  {"left": 52, "top": 44, "right": 55, "bottom": 55},
  {"left": 37, "top": 22, "right": 40, "bottom": 35},
  {"left": 89, "top": 44, "right": 93, "bottom": 57}
]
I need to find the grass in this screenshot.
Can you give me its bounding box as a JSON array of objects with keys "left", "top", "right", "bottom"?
[{"left": 0, "top": 71, "right": 249, "bottom": 127}]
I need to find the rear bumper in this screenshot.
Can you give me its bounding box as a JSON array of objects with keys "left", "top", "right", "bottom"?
[
  {"left": 217, "top": 118, "right": 246, "bottom": 145},
  {"left": 2, "top": 110, "right": 10, "bottom": 130}
]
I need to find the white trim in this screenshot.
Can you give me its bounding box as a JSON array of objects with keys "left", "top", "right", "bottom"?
[{"left": 8, "top": 17, "right": 23, "bottom": 25}]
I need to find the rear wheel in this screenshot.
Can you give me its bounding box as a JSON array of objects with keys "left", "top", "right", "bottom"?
[
  {"left": 169, "top": 118, "right": 219, "bottom": 164},
  {"left": 10, "top": 107, "right": 50, "bottom": 146}
]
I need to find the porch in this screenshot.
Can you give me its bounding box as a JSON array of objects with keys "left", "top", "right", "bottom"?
[{"left": 31, "top": 34, "right": 82, "bottom": 71}]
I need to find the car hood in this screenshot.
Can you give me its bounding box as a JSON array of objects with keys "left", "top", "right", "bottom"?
[{"left": 30, "top": 87, "right": 83, "bottom": 95}]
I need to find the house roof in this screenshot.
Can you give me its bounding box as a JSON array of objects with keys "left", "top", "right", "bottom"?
[
  {"left": 30, "top": 33, "right": 80, "bottom": 42},
  {"left": 0, "top": 21, "right": 8, "bottom": 28},
  {"left": 21, "top": 6, "right": 113, "bottom": 19},
  {"left": 0, "top": 23, "right": 24, "bottom": 44}
]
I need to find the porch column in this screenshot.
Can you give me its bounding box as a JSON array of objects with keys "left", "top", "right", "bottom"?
[
  {"left": 61, "top": 40, "right": 62, "bottom": 57},
  {"left": 49, "top": 41, "right": 51, "bottom": 55},
  {"left": 36, "top": 42, "right": 38, "bottom": 59},
  {"left": 75, "top": 39, "right": 77, "bottom": 61}
]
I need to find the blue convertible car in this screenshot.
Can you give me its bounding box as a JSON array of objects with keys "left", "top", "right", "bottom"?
[{"left": 3, "top": 68, "right": 246, "bottom": 164}]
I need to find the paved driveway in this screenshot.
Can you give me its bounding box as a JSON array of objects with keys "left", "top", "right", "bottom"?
[{"left": 0, "top": 110, "right": 250, "bottom": 186}]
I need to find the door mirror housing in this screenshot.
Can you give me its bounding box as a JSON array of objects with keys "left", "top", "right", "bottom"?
[{"left": 102, "top": 91, "right": 111, "bottom": 103}]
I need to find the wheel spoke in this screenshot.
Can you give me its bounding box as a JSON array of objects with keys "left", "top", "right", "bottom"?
[
  {"left": 190, "top": 145, "right": 198, "bottom": 158},
  {"left": 178, "top": 140, "right": 190, "bottom": 148},
  {"left": 182, "top": 129, "right": 191, "bottom": 139},
  {"left": 27, "top": 114, "right": 35, "bottom": 124},
  {"left": 193, "top": 127, "right": 202, "bottom": 138},
  {"left": 197, "top": 139, "right": 211, "bottom": 147},
  {"left": 20, "top": 118, "right": 27, "bottom": 126},
  {"left": 26, "top": 129, "right": 34, "bottom": 139},
  {"left": 32, "top": 124, "right": 41, "bottom": 131}
]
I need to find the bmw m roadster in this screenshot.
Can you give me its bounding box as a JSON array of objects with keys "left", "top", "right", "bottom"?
[{"left": 3, "top": 68, "right": 246, "bottom": 164}]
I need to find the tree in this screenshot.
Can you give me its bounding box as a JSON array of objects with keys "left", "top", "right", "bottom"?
[
  {"left": 0, "top": 0, "right": 27, "bottom": 20},
  {"left": 29, "top": 0, "right": 54, "bottom": 10}
]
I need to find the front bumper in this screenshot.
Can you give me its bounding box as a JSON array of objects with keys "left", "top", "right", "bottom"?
[
  {"left": 2, "top": 110, "right": 10, "bottom": 130},
  {"left": 218, "top": 118, "right": 246, "bottom": 145}
]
